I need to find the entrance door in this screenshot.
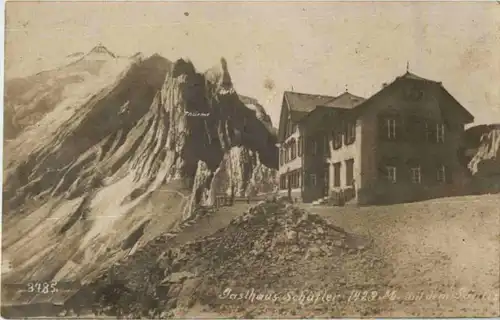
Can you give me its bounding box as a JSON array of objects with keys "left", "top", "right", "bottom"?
[{"left": 323, "top": 164, "right": 329, "bottom": 197}]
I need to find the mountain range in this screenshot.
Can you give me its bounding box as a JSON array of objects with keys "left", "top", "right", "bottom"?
[{"left": 2, "top": 45, "right": 278, "bottom": 302}]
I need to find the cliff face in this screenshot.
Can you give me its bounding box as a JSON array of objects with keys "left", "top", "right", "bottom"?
[
  {"left": 2, "top": 50, "right": 278, "bottom": 296},
  {"left": 464, "top": 124, "right": 500, "bottom": 193},
  {"left": 467, "top": 126, "right": 500, "bottom": 175}
]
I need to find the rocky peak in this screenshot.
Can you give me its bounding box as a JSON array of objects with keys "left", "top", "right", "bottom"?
[
  {"left": 2, "top": 54, "right": 278, "bottom": 294},
  {"left": 204, "top": 57, "right": 234, "bottom": 95},
  {"left": 84, "top": 44, "right": 117, "bottom": 60}
]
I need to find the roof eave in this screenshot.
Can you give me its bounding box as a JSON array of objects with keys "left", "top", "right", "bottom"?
[{"left": 439, "top": 84, "right": 475, "bottom": 124}]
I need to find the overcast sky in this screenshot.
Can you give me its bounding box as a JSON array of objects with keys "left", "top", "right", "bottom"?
[{"left": 5, "top": 1, "right": 500, "bottom": 126}]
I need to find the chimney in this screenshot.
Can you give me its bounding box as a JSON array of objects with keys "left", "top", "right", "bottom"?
[{"left": 382, "top": 82, "right": 388, "bottom": 88}]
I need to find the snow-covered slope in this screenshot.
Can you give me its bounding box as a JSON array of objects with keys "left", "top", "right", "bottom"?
[{"left": 4, "top": 46, "right": 129, "bottom": 140}]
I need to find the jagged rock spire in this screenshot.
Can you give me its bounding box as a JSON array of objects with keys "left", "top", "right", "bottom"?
[{"left": 204, "top": 57, "right": 234, "bottom": 95}]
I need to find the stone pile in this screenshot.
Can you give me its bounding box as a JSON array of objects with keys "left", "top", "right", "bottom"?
[
  {"left": 173, "top": 199, "right": 365, "bottom": 272},
  {"left": 80, "top": 198, "right": 374, "bottom": 318}
]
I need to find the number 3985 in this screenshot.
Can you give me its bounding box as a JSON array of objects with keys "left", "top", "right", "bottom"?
[{"left": 27, "top": 282, "right": 58, "bottom": 294}]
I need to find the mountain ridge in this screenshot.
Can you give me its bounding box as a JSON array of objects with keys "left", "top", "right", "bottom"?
[{"left": 2, "top": 51, "right": 278, "bottom": 302}]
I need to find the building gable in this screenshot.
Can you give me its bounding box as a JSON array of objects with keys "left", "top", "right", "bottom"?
[
  {"left": 354, "top": 72, "right": 474, "bottom": 125},
  {"left": 278, "top": 71, "right": 474, "bottom": 143},
  {"left": 277, "top": 96, "right": 290, "bottom": 143},
  {"left": 284, "top": 91, "right": 337, "bottom": 122}
]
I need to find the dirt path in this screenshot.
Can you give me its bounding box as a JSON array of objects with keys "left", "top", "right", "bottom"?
[
  {"left": 303, "top": 195, "right": 500, "bottom": 317},
  {"left": 167, "top": 203, "right": 253, "bottom": 247}
]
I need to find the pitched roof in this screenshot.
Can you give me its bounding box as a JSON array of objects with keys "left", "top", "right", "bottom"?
[
  {"left": 282, "top": 71, "right": 474, "bottom": 128},
  {"left": 320, "top": 92, "right": 366, "bottom": 109},
  {"left": 353, "top": 71, "right": 473, "bottom": 123},
  {"left": 283, "top": 91, "right": 337, "bottom": 121},
  {"left": 398, "top": 71, "right": 441, "bottom": 83}
]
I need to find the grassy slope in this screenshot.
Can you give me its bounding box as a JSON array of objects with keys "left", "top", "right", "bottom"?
[{"left": 305, "top": 194, "right": 500, "bottom": 317}]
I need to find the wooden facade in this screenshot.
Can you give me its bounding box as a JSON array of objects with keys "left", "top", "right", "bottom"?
[{"left": 277, "top": 72, "right": 474, "bottom": 205}]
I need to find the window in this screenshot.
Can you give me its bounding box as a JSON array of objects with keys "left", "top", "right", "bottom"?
[
  {"left": 345, "top": 122, "right": 356, "bottom": 145},
  {"left": 410, "top": 166, "right": 421, "bottom": 184},
  {"left": 346, "top": 159, "right": 354, "bottom": 186},
  {"left": 324, "top": 164, "right": 330, "bottom": 184},
  {"left": 333, "top": 131, "right": 342, "bottom": 149},
  {"left": 280, "top": 175, "right": 286, "bottom": 189},
  {"left": 436, "top": 123, "right": 445, "bottom": 143},
  {"left": 333, "top": 162, "right": 341, "bottom": 187},
  {"left": 437, "top": 165, "right": 446, "bottom": 183},
  {"left": 298, "top": 137, "right": 303, "bottom": 156},
  {"left": 289, "top": 170, "right": 300, "bottom": 189},
  {"left": 324, "top": 136, "right": 330, "bottom": 158},
  {"left": 386, "top": 166, "right": 397, "bottom": 183},
  {"left": 379, "top": 115, "right": 399, "bottom": 140},
  {"left": 310, "top": 174, "right": 317, "bottom": 186},
  {"left": 387, "top": 118, "right": 397, "bottom": 140},
  {"left": 312, "top": 139, "right": 318, "bottom": 155},
  {"left": 290, "top": 139, "right": 297, "bottom": 160},
  {"left": 280, "top": 148, "right": 284, "bottom": 166},
  {"left": 298, "top": 169, "right": 302, "bottom": 187}
]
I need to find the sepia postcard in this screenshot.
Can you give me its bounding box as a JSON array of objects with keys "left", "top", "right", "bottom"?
[{"left": 2, "top": 1, "right": 500, "bottom": 318}]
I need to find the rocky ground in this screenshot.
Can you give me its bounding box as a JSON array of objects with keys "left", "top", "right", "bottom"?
[
  {"left": 58, "top": 198, "right": 394, "bottom": 318},
  {"left": 3, "top": 195, "right": 499, "bottom": 318},
  {"left": 56, "top": 195, "right": 498, "bottom": 319}
]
